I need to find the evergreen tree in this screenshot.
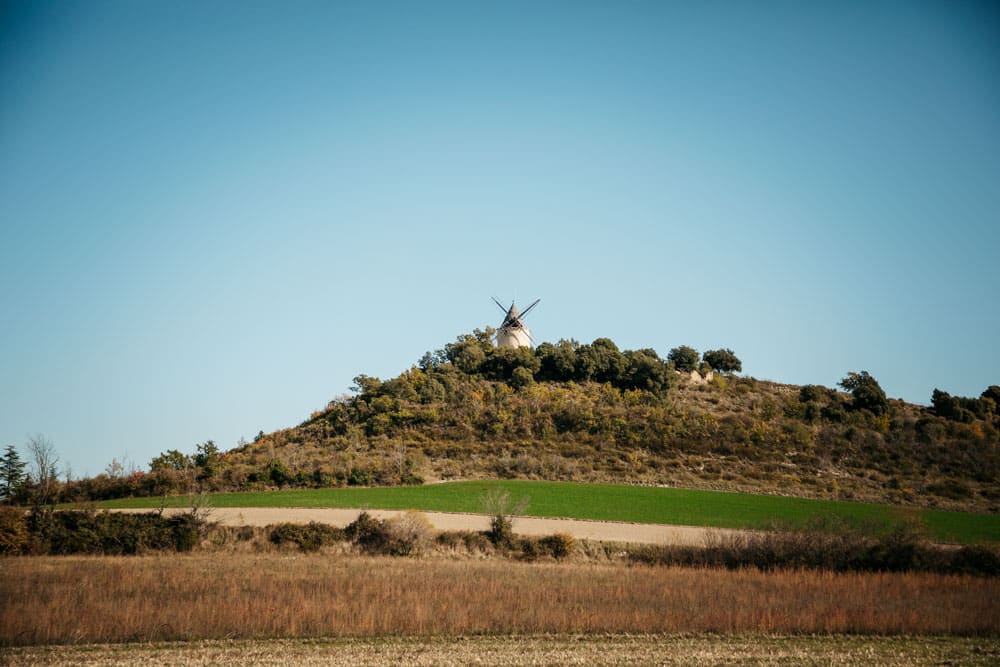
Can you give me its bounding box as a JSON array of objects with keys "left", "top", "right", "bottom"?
[
  {"left": 839, "top": 371, "right": 889, "bottom": 416},
  {"left": 668, "top": 345, "right": 700, "bottom": 373},
  {"left": 702, "top": 348, "right": 742, "bottom": 374},
  {"left": 1, "top": 444, "right": 27, "bottom": 502}
]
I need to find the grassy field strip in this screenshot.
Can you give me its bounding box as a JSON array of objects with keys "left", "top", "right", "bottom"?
[
  {"left": 92, "top": 480, "right": 1000, "bottom": 544},
  {"left": 4, "top": 635, "right": 999, "bottom": 666},
  {"left": 3, "top": 555, "right": 997, "bottom": 645}
]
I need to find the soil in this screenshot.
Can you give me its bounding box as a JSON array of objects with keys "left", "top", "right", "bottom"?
[{"left": 113, "top": 507, "right": 741, "bottom": 546}]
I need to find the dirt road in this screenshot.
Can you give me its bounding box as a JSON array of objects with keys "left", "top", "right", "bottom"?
[{"left": 119, "top": 507, "right": 738, "bottom": 546}]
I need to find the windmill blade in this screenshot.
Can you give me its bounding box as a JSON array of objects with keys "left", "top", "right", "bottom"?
[
  {"left": 492, "top": 296, "right": 508, "bottom": 313},
  {"left": 520, "top": 299, "right": 541, "bottom": 318}
]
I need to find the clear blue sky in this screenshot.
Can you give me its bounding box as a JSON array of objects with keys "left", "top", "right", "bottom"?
[{"left": 2, "top": 1, "right": 998, "bottom": 477}]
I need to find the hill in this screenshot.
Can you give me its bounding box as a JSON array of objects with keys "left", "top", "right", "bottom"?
[{"left": 63, "top": 331, "right": 1000, "bottom": 512}]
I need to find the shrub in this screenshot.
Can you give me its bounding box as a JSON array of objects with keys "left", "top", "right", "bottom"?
[
  {"left": 347, "top": 468, "right": 372, "bottom": 486},
  {"left": 626, "top": 519, "right": 1000, "bottom": 576},
  {"left": 436, "top": 530, "right": 493, "bottom": 553},
  {"left": 384, "top": 512, "right": 435, "bottom": 556},
  {"left": 269, "top": 521, "right": 345, "bottom": 552},
  {"left": 540, "top": 533, "right": 576, "bottom": 559},
  {"left": 21, "top": 510, "right": 207, "bottom": 556},
  {"left": 925, "top": 478, "right": 973, "bottom": 500},
  {"left": 0, "top": 506, "right": 28, "bottom": 555},
  {"left": 481, "top": 488, "right": 529, "bottom": 548},
  {"left": 169, "top": 513, "right": 204, "bottom": 552},
  {"left": 950, "top": 545, "right": 1000, "bottom": 576},
  {"left": 347, "top": 511, "right": 433, "bottom": 556}
]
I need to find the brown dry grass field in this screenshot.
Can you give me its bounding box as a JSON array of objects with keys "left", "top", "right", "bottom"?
[
  {"left": 2, "top": 554, "right": 997, "bottom": 647},
  {"left": 4, "top": 635, "right": 1000, "bottom": 667}
]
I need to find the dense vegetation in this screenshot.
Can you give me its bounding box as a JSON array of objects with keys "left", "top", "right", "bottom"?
[
  {"left": 3, "top": 503, "right": 997, "bottom": 577},
  {"left": 7, "top": 331, "right": 999, "bottom": 512}
]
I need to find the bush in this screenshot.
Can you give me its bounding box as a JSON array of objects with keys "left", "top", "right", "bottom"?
[
  {"left": 540, "top": 533, "right": 576, "bottom": 559},
  {"left": 0, "top": 506, "right": 28, "bottom": 555},
  {"left": 626, "top": 520, "right": 1000, "bottom": 576},
  {"left": 347, "top": 511, "right": 433, "bottom": 556},
  {"left": 950, "top": 545, "right": 1000, "bottom": 576},
  {"left": 436, "top": 530, "right": 493, "bottom": 553},
  {"left": 926, "top": 478, "right": 973, "bottom": 500},
  {"left": 348, "top": 468, "right": 372, "bottom": 486},
  {"left": 384, "top": 512, "right": 435, "bottom": 556},
  {"left": 269, "top": 521, "right": 345, "bottom": 552},
  {"left": 22, "top": 509, "right": 207, "bottom": 555}
]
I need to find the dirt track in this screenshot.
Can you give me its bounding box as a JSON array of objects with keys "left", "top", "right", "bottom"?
[{"left": 120, "top": 507, "right": 738, "bottom": 546}]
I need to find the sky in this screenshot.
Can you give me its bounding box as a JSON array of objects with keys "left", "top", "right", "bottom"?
[{"left": 1, "top": 1, "right": 998, "bottom": 478}]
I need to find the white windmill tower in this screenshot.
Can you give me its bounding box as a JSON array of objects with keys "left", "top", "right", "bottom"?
[{"left": 492, "top": 297, "right": 540, "bottom": 349}]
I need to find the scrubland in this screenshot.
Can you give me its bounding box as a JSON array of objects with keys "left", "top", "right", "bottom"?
[{"left": 2, "top": 554, "right": 997, "bottom": 646}]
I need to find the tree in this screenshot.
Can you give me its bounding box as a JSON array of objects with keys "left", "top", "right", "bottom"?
[
  {"left": 702, "top": 348, "right": 742, "bottom": 374},
  {"left": 933, "top": 388, "right": 993, "bottom": 422},
  {"left": 351, "top": 374, "right": 382, "bottom": 395},
  {"left": 623, "top": 349, "right": 672, "bottom": 393},
  {"left": 576, "top": 338, "right": 628, "bottom": 384},
  {"left": 536, "top": 339, "right": 579, "bottom": 382},
  {"left": 668, "top": 345, "right": 700, "bottom": 373},
  {"left": 839, "top": 371, "right": 889, "bottom": 416},
  {"left": 442, "top": 329, "right": 494, "bottom": 375},
  {"left": 193, "top": 440, "right": 220, "bottom": 480},
  {"left": 150, "top": 449, "right": 192, "bottom": 472},
  {"left": 0, "top": 445, "right": 26, "bottom": 503},
  {"left": 982, "top": 386, "right": 1000, "bottom": 406},
  {"left": 26, "top": 434, "right": 59, "bottom": 506}
]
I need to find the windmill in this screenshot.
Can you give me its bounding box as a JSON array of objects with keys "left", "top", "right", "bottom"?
[{"left": 492, "top": 297, "right": 540, "bottom": 349}]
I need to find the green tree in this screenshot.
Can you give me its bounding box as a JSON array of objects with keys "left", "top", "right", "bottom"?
[
  {"left": 982, "top": 385, "right": 1000, "bottom": 410},
  {"left": 193, "top": 440, "right": 220, "bottom": 479},
  {"left": 150, "top": 449, "right": 192, "bottom": 472},
  {"left": 0, "top": 445, "right": 26, "bottom": 503},
  {"left": 839, "top": 371, "right": 889, "bottom": 416},
  {"left": 668, "top": 345, "right": 700, "bottom": 373},
  {"left": 623, "top": 349, "right": 672, "bottom": 393},
  {"left": 933, "top": 388, "right": 993, "bottom": 422},
  {"left": 536, "top": 339, "right": 579, "bottom": 382},
  {"left": 480, "top": 345, "right": 540, "bottom": 382},
  {"left": 351, "top": 374, "right": 382, "bottom": 395},
  {"left": 702, "top": 348, "right": 742, "bottom": 374},
  {"left": 443, "top": 332, "right": 489, "bottom": 374},
  {"left": 576, "top": 338, "right": 628, "bottom": 384}
]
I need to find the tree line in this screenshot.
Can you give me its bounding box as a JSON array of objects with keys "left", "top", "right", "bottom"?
[{"left": 415, "top": 328, "right": 742, "bottom": 394}]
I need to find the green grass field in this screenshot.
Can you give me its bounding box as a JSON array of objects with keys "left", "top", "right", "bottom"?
[{"left": 93, "top": 480, "right": 1000, "bottom": 544}]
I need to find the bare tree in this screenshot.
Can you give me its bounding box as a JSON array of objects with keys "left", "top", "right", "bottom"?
[
  {"left": 480, "top": 487, "right": 529, "bottom": 547},
  {"left": 27, "top": 433, "right": 59, "bottom": 506}
]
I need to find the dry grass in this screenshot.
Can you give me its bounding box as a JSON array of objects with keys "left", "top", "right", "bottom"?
[
  {"left": 3, "top": 635, "right": 1000, "bottom": 666},
  {"left": 2, "top": 554, "right": 997, "bottom": 646}
]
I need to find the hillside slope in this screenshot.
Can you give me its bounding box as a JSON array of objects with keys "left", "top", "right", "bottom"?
[
  {"left": 213, "top": 333, "right": 998, "bottom": 512},
  {"left": 60, "top": 332, "right": 999, "bottom": 513}
]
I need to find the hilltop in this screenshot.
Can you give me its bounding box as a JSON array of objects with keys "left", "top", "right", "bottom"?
[{"left": 61, "top": 331, "right": 1000, "bottom": 512}]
